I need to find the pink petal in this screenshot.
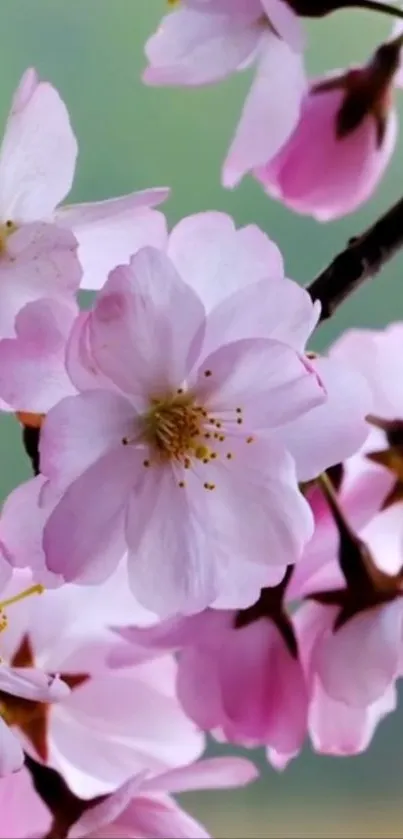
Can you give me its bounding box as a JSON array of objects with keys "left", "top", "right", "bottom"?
[
  {"left": 219, "top": 621, "right": 308, "bottom": 753},
  {"left": 126, "top": 466, "right": 219, "bottom": 616},
  {"left": 204, "top": 437, "right": 314, "bottom": 570},
  {"left": 167, "top": 212, "right": 283, "bottom": 313},
  {"left": 89, "top": 247, "right": 206, "bottom": 400},
  {"left": 316, "top": 601, "right": 403, "bottom": 706},
  {"left": 120, "top": 796, "right": 211, "bottom": 839},
  {"left": 67, "top": 777, "right": 143, "bottom": 838},
  {"left": 0, "top": 666, "right": 68, "bottom": 702},
  {"left": 289, "top": 462, "right": 395, "bottom": 600},
  {"left": 0, "top": 222, "right": 81, "bottom": 339},
  {"left": 178, "top": 646, "right": 224, "bottom": 730},
  {"left": 0, "top": 69, "right": 77, "bottom": 221},
  {"left": 258, "top": 86, "right": 397, "bottom": 221},
  {"left": 66, "top": 311, "right": 114, "bottom": 393},
  {"left": 195, "top": 338, "right": 325, "bottom": 428},
  {"left": 0, "top": 476, "right": 63, "bottom": 588},
  {"left": 223, "top": 33, "right": 306, "bottom": 187},
  {"left": 212, "top": 560, "right": 285, "bottom": 610},
  {"left": 43, "top": 445, "right": 138, "bottom": 584},
  {"left": 274, "top": 355, "right": 372, "bottom": 481},
  {"left": 0, "top": 718, "right": 24, "bottom": 777},
  {"left": 362, "top": 502, "right": 403, "bottom": 577},
  {"left": 309, "top": 680, "right": 397, "bottom": 756},
  {"left": 51, "top": 664, "right": 203, "bottom": 797},
  {"left": 143, "top": 8, "right": 261, "bottom": 86},
  {"left": 0, "top": 298, "right": 76, "bottom": 412},
  {"left": 0, "top": 766, "right": 51, "bottom": 836},
  {"left": 331, "top": 323, "right": 403, "bottom": 420},
  {"left": 40, "top": 389, "right": 135, "bottom": 489},
  {"left": 203, "top": 276, "right": 319, "bottom": 357},
  {"left": 145, "top": 756, "right": 258, "bottom": 794},
  {"left": 56, "top": 196, "right": 169, "bottom": 291}
]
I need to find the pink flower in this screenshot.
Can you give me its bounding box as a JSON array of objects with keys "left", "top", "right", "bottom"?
[
  {"left": 0, "top": 767, "right": 50, "bottom": 838},
  {"left": 165, "top": 212, "right": 372, "bottom": 481},
  {"left": 255, "top": 36, "right": 402, "bottom": 220},
  {"left": 293, "top": 478, "right": 403, "bottom": 711},
  {"left": 0, "top": 298, "right": 77, "bottom": 414},
  {"left": 0, "top": 756, "right": 257, "bottom": 839},
  {"left": 0, "top": 68, "right": 169, "bottom": 290},
  {"left": 143, "top": 1, "right": 307, "bottom": 186},
  {"left": 69, "top": 758, "right": 257, "bottom": 839},
  {"left": 114, "top": 592, "right": 309, "bottom": 764},
  {"left": 0, "top": 579, "right": 69, "bottom": 777},
  {"left": 32, "top": 243, "right": 331, "bottom": 616},
  {"left": 0, "top": 223, "right": 81, "bottom": 343},
  {"left": 294, "top": 601, "right": 397, "bottom": 758},
  {"left": 0, "top": 566, "right": 203, "bottom": 798}
]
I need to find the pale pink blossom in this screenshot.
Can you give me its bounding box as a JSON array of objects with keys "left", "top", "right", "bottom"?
[
  {"left": 115, "top": 601, "right": 308, "bottom": 762},
  {"left": 69, "top": 757, "right": 257, "bottom": 839},
  {"left": 0, "top": 567, "right": 204, "bottom": 798},
  {"left": 32, "top": 244, "right": 332, "bottom": 616},
  {"left": 0, "top": 223, "right": 81, "bottom": 342},
  {"left": 0, "top": 577, "right": 69, "bottom": 777},
  {"left": 294, "top": 600, "right": 397, "bottom": 757},
  {"left": 0, "top": 298, "right": 77, "bottom": 413},
  {"left": 0, "top": 767, "right": 50, "bottom": 838},
  {"left": 0, "top": 68, "right": 169, "bottom": 290},
  {"left": 143, "top": 1, "right": 306, "bottom": 186},
  {"left": 165, "top": 212, "right": 372, "bottom": 480},
  {"left": 331, "top": 323, "right": 403, "bottom": 420},
  {"left": 0, "top": 757, "right": 257, "bottom": 839},
  {"left": 292, "top": 481, "right": 403, "bottom": 710},
  {"left": 255, "top": 37, "right": 402, "bottom": 219}
]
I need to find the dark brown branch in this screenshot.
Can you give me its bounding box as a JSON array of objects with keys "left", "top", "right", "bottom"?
[
  {"left": 307, "top": 194, "right": 403, "bottom": 322},
  {"left": 25, "top": 755, "right": 103, "bottom": 839}
]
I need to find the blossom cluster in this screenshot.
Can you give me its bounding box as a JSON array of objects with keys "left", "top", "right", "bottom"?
[{"left": 1, "top": 1, "right": 403, "bottom": 836}]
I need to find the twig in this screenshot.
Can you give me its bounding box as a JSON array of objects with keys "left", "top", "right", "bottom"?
[{"left": 307, "top": 194, "right": 403, "bottom": 322}]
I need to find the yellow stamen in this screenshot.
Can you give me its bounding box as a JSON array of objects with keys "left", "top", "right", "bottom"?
[
  {"left": 0, "top": 584, "right": 44, "bottom": 612},
  {"left": 0, "top": 220, "right": 17, "bottom": 255}
]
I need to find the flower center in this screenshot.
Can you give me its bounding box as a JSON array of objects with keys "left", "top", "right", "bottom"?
[
  {"left": 0, "top": 220, "right": 17, "bottom": 254},
  {"left": 139, "top": 390, "right": 215, "bottom": 465},
  {"left": 123, "top": 375, "right": 255, "bottom": 491}
]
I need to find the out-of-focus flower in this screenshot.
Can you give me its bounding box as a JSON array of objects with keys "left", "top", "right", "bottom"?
[
  {"left": 0, "top": 298, "right": 77, "bottom": 414},
  {"left": 0, "top": 68, "right": 169, "bottom": 290},
  {"left": 0, "top": 580, "right": 69, "bottom": 777},
  {"left": 143, "top": 0, "right": 307, "bottom": 186},
  {"left": 255, "top": 36, "right": 403, "bottom": 219},
  {"left": 113, "top": 571, "right": 309, "bottom": 766},
  {"left": 294, "top": 599, "right": 397, "bottom": 758},
  {"left": 0, "top": 756, "right": 258, "bottom": 839},
  {"left": 0, "top": 566, "right": 203, "bottom": 797}
]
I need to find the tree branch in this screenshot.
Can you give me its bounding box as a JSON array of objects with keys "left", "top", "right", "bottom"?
[{"left": 307, "top": 194, "right": 403, "bottom": 322}]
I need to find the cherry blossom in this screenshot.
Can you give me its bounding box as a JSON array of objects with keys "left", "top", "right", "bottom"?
[
  {"left": 0, "top": 298, "right": 77, "bottom": 414},
  {"left": 0, "top": 223, "right": 81, "bottom": 343},
  {"left": 0, "top": 566, "right": 203, "bottom": 798},
  {"left": 143, "top": 0, "right": 307, "bottom": 186},
  {"left": 114, "top": 577, "right": 309, "bottom": 765},
  {"left": 0, "top": 68, "right": 169, "bottom": 291},
  {"left": 295, "top": 600, "right": 397, "bottom": 758},
  {"left": 32, "top": 244, "right": 332, "bottom": 615},
  {"left": 255, "top": 35, "right": 402, "bottom": 219},
  {"left": 0, "top": 580, "right": 69, "bottom": 777},
  {"left": 0, "top": 756, "right": 257, "bottom": 839}
]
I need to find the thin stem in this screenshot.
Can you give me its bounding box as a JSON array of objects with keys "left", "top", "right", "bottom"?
[
  {"left": 307, "top": 194, "right": 403, "bottom": 322},
  {"left": 353, "top": 0, "right": 403, "bottom": 20}
]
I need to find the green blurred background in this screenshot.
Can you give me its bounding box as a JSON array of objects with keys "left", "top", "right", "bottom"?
[{"left": 2, "top": 2, "right": 403, "bottom": 835}]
